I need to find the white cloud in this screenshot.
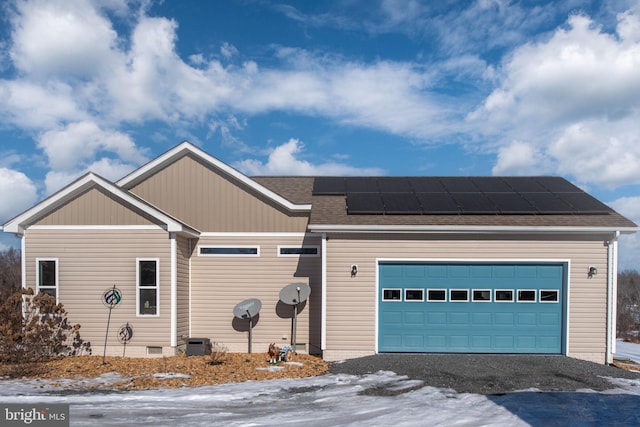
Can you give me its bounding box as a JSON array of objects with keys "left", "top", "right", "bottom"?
[
  {"left": 469, "top": 9, "right": 640, "bottom": 187},
  {"left": 9, "top": 0, "right": 120, "bottom": 79},
  {"left": 492, "top": 141, "right": 550, "bottom": 175},
  {"left": 235, "top": 138, "right": 385, "bottom": 176},
  {"left": 38, "top": 121, "right": 148, "bottom": 194},
  {"left": 0, "top": 167, "right": 38, "bottom": 222}
]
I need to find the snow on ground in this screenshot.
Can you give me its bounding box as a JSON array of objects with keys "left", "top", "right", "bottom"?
[
  {"left": 1, "top": 343, "right": 640, "bottom": 426},
  {"left": 615, "top": 339, "right": 640, "bottom": 364}
]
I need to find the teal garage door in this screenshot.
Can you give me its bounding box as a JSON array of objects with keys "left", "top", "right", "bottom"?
[{"left": 378, "top": 263, "right": 566, "bottom": 353}]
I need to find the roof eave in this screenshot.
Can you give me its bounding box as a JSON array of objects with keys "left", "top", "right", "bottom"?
[{"left": 307, "top": 224, "right": 639, "bottom": 234}]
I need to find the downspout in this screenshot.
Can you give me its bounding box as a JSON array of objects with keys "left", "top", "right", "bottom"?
[
  {"left": 170, "top": 233, "right": 178, "bottom": 348},
  {"left": 605, "top": 231, "right": 620, "bottom": 364},
  {"left": 321, "top": 233, "right": 327, "bottom": 352},
  {"left": 21, "top": 234, "right": 26, "bottom": 290}
]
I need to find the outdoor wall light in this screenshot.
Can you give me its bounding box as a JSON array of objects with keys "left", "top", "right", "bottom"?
[
  {"left": 588, "top": 266, "right": 598, "bottom": 279},
  {"left": 351, "top": 264, "right": 358, "bottom": 277}
]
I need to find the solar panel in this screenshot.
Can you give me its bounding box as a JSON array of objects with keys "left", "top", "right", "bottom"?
[
  {"left": 346, "top": 192, "right": 385, "bottom": 214},
  {"left": 536, "top": 177, "right": 581, "bottom": 193},
  {"left": 487, "top": 193, "right": 537, "bottom": 213},
  {"left": 440, "top": 177, "right": 479, "bottom": 193},
  {"left": 471, "top": 177, "right": 512, "bottom": 193},
  {"left": 501, "top": 177, "right": 547, "bottom": 192},
  {"left": 559, "top": 192, "right": 612, "bottom": 213},
  {"left": 416, "top": 193, "right": 460, "bottom": 214},
  {"left": 345, "top": 177, "right": 379, "bottom": 193},
  {"left": 452, "top": 193, "right": 498, "bottom": 213},
  {"left": 377, "top": 177, "right": 412, "bottom": 193},
  {"left": 408, "top": 177, "right": 446, "bottom": 192},
  {"left": 382, "top": 193, "right": 422, "bottom": 214},
  {"left": 521, "top": 193, "right": 573, "bottom": 213},
  {"left": 312, "top": 177, "right": 346, "bottom": 195}
]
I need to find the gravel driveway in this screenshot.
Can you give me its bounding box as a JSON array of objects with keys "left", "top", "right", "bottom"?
[{"left": 329, "top": 354, "right": 640, "bottom": 395}]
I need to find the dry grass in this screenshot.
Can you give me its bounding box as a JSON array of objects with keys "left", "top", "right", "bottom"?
[{"left": 0, "top": 352, "right": 329, "bottom": 391}]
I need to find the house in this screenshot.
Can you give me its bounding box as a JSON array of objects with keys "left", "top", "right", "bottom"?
[{"left": 2, "top": 141, "right": 637, "bottom": 364}]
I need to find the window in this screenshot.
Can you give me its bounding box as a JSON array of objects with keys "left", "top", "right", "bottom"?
[
  {"left": 539, "top": 290, "right": 559, "bottom": 303},
  {"left": 137, "top": 259, "right": 159, "bottom": 316},
  {"left": 517, "top": 289, "right": 537, "bottom": 303},
  {"left": 494, "top": 289, "right": 514, "bottom": 302},
  {"left": 382, "top": 288, "right": 402, "bottom": 301},
  {"left": 278, "top": 246, "right": 320, "bottom": 257},
  {"left": 36, "top": 259, "right": 58, "bottom": 300},
  {"left": 404, "top": 289, "right": 424, "bottom": 302},
  {"left": 449, "top": 289, "right": 469, "bottom": 302},
  {"left": 199, "top": 246, "right": 260, "bottom": 257},
  {"left": 427, "top": 289, "right": 447, "bottom": 302},
  {"left": 472, "top": 289, "right": 492, "bottom": 302}
]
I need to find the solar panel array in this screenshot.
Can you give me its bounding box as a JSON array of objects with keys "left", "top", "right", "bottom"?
[{"left": 312, "top": 177, "right": 612, "bottom": 215}]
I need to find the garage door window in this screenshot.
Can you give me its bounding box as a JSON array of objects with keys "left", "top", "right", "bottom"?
[
  {"left": 539, "top": 290, "right": 559, "bottom": 303},
  {"left": 449, "top": 289, "right": 469, "bottom": 302},
  {"left": 472, "top": 289, "right": 492, "bottom": 302},
  {"left": 405, "top": 289, "right": 424, "bottom": 301},
  {"left": 494, "top": 289, "right": 514, "bottom": 302},
  {"left": 517, "top": 289, "right": 537, "bottom": 303},
  {"left": 427, "top": 289, "right": 447, "bottom": 302},
  {"left": 382, "top": 289, "right": 402, "bottom": 301}
]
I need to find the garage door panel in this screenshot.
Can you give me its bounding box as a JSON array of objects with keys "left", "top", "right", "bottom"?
[{"left": 379, "top": 262, "right": 565, "bottom": 354}]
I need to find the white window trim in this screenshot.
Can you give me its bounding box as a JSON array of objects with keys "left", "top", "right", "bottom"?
[
  {"left": 198, "top": 245, "right": 261, "bottom": 257},
  {"left": 277, "top": 245, "right": 320, "bottom": 257},
  {"left": 494, "top": 289, "right": 514, "bottom": 303},
  {"left": 517, "top": 289, "right": 537, "bottom": 303},
  {"left": 404, "top": 288, "right": 425, "bottom": 302},
  {"left": 472, "top": 289, "right": 492, "bottom": 303},
  {"left": 35, "top": 258, "right": 58, "bottom": 302},
  {"left": 426, "top": 288, "right": 447, "bottom": 302},
  {"left": 449, "top": 288, "right": 469, "bottom": 302},
  {"left": 137, "top": 258, "right": 160, "bottom": 317},
  {"left": 539, "top": 289, "right": 560, "bottom": 303},
  {"left": 381, "top": 288, "right": 402, "bottom": 302}
]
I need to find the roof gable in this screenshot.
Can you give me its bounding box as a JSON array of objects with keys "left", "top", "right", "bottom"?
[
  {"left": 3, "top": 173, "right": 198, "bottom": 236},
  {"left": 117, "top": 141, "right": 311, "bottom": 213}
]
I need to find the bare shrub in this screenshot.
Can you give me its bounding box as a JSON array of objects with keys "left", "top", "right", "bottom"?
[
  {"left": 208, "top": 342, "right": 228, "bottom": 365},
  {"left": 0, "top": 289, "right": 92, "bottom": 368}
]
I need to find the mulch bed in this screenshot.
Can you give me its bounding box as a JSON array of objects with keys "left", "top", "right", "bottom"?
[{"left": 0, "top": 353, "right": 329, "bottom": 391}]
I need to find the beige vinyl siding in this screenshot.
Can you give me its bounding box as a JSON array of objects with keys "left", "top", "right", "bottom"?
[
  {"left": 127, "top": 154, "right": 309, "bottom": 232},
  {"left": 24, "top": 229, "right": 172, "bottom": 356},
  {"left": 323, "top": 233, "right": 610, "bottom": 364},
  {"left": 35, "top": 186, "right": 156, "bottom": 226},
  {"left": 190, "top": 235, "right": 322, "bottom": 353},
  {"left": 176, "top": 235, "right": 193, "bottom": 347}
]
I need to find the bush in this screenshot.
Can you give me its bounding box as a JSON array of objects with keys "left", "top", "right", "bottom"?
[
  {"left": 0, "top": 288, "right": 92, "bottom": 365},
  {"left": 208, "top": 342, "right": 228, "bottom": 365}
]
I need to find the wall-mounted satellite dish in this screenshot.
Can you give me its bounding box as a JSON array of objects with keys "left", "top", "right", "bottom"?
[
  {"left": 233, "top": 298, "right": 262, "bottom": 353},
  {"left": 278, "top": 283, "right": 311, "bottom": 352}
]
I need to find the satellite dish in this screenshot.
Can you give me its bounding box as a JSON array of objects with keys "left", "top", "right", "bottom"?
[
  {"left": 233, "top": 298, "right": 262, "bottom": 319},
  {"left": 233, "top": 298, "right": 261, "bottom": 354},
  {"left": 279, "top": 283, "right": 311, "bottom": 353},
  {"left": 279, "top": 283, "right": 311, "bottom": 305}
]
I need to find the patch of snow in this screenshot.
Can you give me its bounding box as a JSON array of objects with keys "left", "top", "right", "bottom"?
[
  {"left": 1, "top": 342, "right": 640, "bottom": 426},
  {"left": 615, "top": 339, "right": 640, "bottom": 364},
  {"left": 152, "top": 373, "right": 192, "bottom": 379},
  {"left": 255, "top": 366, "right": 284, "bottom": 372}
]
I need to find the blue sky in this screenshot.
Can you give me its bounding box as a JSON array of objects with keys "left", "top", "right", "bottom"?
[{"left": 1, "top": 0, "right": 640, "bottom": 268}]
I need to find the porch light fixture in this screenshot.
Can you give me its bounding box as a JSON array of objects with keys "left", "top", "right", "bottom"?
[
  {"left": 351, "top": 265, "right": 358, "bottom": 277},
  {"left": 588, "top": 266, "right": 598, "bottom": 278}
]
